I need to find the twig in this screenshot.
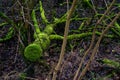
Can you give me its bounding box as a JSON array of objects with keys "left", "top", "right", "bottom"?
[
  {"left": 96, "top": 0, "right": 115, "bottom": 24},
  {"left": 4, "top": 71, "right": 19, "bottom": 80},
  {"left": 78, "top": 12, "right": 120, "bottom": 80},
  {"left": 103, "top": 0, "right": 108, "bottom": 9},
  {"left": 67, "top": 0, "right": 69, "bottom": 11},
  {"left": 91, "top": 0, "right": 97, "bottom": 14},
  {"left": 52, "top": 0, "right": 77, "bottom": 80},
  {"left": 73, "top": 0, "right": 116, "bottom": 79}
]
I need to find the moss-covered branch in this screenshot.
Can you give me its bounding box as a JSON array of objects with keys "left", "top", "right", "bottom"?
[
  {"left": 31, "top": 10, "right": 41, "bottom": 34},
  {"left": 23, "top": 1, "right": 118, "bottom": 62},
  {"left": 49, "top": 31, "right": 114, "bottom": 40},
  {"left": 39, "top": 1, "right": 49, "bottom": 24},
  {"left": 24, "top": 8, "right": 51, "bottom": 62}
]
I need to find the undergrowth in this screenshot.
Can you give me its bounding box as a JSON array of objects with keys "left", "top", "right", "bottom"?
[{"left": 0, "top": 0, "right": 120, "bottom": 80}]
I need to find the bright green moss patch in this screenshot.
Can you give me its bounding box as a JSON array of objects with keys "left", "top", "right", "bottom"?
[{"left": 24, "top": 43, "right": 43, "bottom": 62}]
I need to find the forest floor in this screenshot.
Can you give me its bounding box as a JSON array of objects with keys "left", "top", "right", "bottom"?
[{"left": 0, "top": 0, "right": 120, "bottom": 80}]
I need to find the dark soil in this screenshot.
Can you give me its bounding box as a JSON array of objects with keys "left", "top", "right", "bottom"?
[{"left": 0, "top": 0, "right": 120, "bottom": 80}]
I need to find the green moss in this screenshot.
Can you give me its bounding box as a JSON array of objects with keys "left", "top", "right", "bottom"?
[
  {"left": 32, "top": 10, "right": 41, "bottom": 33},
  {"left": 24, "top": 43, "right": 43, "bottom": 62},
  {"left": 39, "top": 1, "right": 49, "bottom": 24},
  {"left": 49, "top": 32, "right": 114, "bottom": 40},
  {"left": 0, "top": 27, "right": 14, "bottom": 42},
  {"left": 19, "top": 73, "right": 27, "bottom": 80},
  {"left": 34, "top": 33, "right": 50, "bottom": 50},
  {"left": 102, "top": 59, "right": 120, "bottom": 69},
  {"left": 44, "top": 24, "right": 54, "bottom": 35},
  {"left": 24, "top": 32, "right": 50, "bottom": 62},
  {"left": 82, "top": 0, "right": 93, "bottom": 8}
]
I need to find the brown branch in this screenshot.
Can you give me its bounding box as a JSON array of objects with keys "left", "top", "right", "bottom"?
[
  {"left": 96, "top": 0, "right": 116, "bottom": 24},
  {"left": 73, "top": 0, "right": 116, "bottom": 80},
  {"left": 52, "top": 0, "right": 78, "bottom": 80},
  {"left": 78, "top": 12, "right": 120, "bottom": 80}
]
